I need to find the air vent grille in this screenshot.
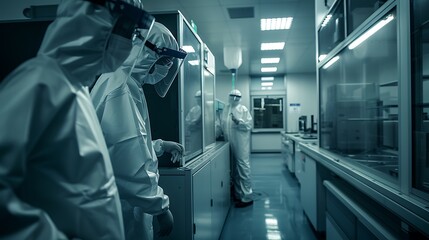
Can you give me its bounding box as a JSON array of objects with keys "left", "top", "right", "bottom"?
[{"left": 227, "top": 7, "right": 254, "bottom": 19}]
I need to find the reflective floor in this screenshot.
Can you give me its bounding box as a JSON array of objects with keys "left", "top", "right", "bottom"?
[{"left": 219, "top": 153, "right": 318, "bottom": 240}]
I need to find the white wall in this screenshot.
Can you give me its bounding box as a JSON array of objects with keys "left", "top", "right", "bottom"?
[
  {"left": 0, "top": 0, "right": 59, "bottom": 20},
  {"left": 286, "top": 73, "right": 318, "bottom": 132},
  {"left": 250, "top": 76, "right": 286, "bottom": 92}
]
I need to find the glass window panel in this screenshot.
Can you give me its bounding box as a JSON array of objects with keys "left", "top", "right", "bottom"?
[
  {"left": 203, "top": 69, "right": 215, "bottom": 148},
  {"left": 183, "top": 22, "right": 202, "bottom": 159},
  {"left": 318, "top": 0, "right": 345, "bottom": 59},
  {"left": 215, "top": 99, "right": 225, "bottom": 141},
  {"left": 347, "top": 0, "right": 387, "bottom": 35},
  {"left": 411, "top": 0, "right": 429, "bottom": 195},
  {"left": 320, "top": 10, "right": 398, "bottom": 181},
  {"left": 253, "top": 97, "right": 284, "bottom": 129}
]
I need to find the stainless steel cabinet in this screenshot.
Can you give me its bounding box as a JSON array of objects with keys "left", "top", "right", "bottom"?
[
  {"left": 193, "top": 163, "right": 212, "bottom": 240},
  {"left": 324, "top": 180, "right": 404, "bottom": 240},
  {"left": 300, "top": 151, "right": 329, "bottom": 232},
  {"left": 156, "top": 142, "right": 230, "bottom": 240},
  {"left": 286, "top": 137, "right": 295, "bottom": 173},
  {"left": 210, "top": 145, "right": 230, "bottom": 240}
]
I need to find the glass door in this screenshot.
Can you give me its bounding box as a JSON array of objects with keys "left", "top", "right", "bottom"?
[{"left": 411, "top": 0, "right": 429, "bottom": 197}]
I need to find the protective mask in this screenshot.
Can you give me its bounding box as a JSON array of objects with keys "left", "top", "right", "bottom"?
[
  {"left": 143, "top": 63, "right": 170, "bottom": 85},
  {"left": 102, "top": 34, "right": 132, "bottom": 73},
  {"left": 228, "top": 97, "right": 235, "bottom": 105},
  {"left": 229, "top": 96, "right": 240, "bottom": 107},
  {"left": 231, "top": 101, "right": 240, "bottom": 107}
]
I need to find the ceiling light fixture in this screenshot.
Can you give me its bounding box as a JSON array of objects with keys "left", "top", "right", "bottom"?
[
  {"left": 261, "top": 17, "right": 293, "bottom": 30},
  {"left": 188, "top": 60, "right": 200, "bottom": 66},
  {"left": 261, "top": 82, "right": 274, "bottom": 87},
  {"left": 322, "top": 56, "right": 340, "bottom": 69},
  {"left": 261, "top": 67, "right": 278, "bottom": 72},
  {"left": 261, "top": 58, "right": 280, "bottom": 64},
  {"left": 261, "top": 42, "right": 285, "bottom": 51},
  {"left": 261, "top": 77, "right": 274, "bottom": 81},
  {"left": 348, "top": 14, "right": 395, "bottom": 50},
  {"left": 261, "top": 87, "right": 273, "bottom": 90}
]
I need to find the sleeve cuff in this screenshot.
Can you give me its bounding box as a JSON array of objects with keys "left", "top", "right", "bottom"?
[{"left": 153, "top": 139, "right": 164, "bottom": 156}]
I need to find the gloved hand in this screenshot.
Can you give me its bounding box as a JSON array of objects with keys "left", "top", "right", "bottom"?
[
  {"left": 230, "top": 113, "right": 240, "bottom": 125},
  {"left": 162, "top": 141, "right": 184, "bottom": 163},
  {"left": 156, "top": 209, "right": 174, "bottom": 237}
]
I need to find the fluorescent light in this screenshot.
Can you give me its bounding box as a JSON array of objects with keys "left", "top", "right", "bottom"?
[
  {"left": 182, "top": 45, "right": 195, "bottom": 53},
  {"left": 261, "top": 67, "right": 277, "bottom": 72},
  {"left": 261, "top": 77, "right": 274, "bottom": 81},
  {"left": 188, "top": 60, "right": 199, "bottom": 66},
  {"left": 261, "top": 82, "right": 273, "bottom": 87},
  {"left": 321, "top": 14, "right": 332, "bottom": 27},
  {"left": 318, "top": 54, "right": 327, "bottom": 62},
  {"left": 261, "top": 86, "right": 272, "bottom": 90},
  {"left": 261, "top": 42, "right": 285, "bottom": 51},
  {"left": 261, "top": 58, "right": 280, "bottom": 64},
  {"left": 261, "top": 17, "right": 293, "bottom": 30},
  {"left": 322, "top": 56, "right": 340, "bottom": 69},
  {"left": 348, "top": 14, "right": 395, "bottom": 50}
]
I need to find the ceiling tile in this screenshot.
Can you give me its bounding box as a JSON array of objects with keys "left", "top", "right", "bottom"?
[{"left": 143, "top": 0, "right": 317, "bottom": 76}]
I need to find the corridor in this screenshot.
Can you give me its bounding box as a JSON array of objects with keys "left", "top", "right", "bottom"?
[{"left": 220, "top": 153, "right": 318, "bottom": 240}]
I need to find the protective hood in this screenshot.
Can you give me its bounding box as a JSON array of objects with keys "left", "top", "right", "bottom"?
[
  {"left": 38, "top": 0, "right": 149, "bottom": 87},
  {"left": 229, "top": 89, "right": 242, "bottom": 107},
  {"left": 122, "top": 22, "right": 185, "bottom": 97}
]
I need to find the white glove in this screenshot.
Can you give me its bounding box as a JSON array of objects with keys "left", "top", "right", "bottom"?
[
  {"left": 162, "top": 141, "right": 184, "bottom": 163},
  {"left": 156, "top": 209, "right": 174, "bottom": 237}
]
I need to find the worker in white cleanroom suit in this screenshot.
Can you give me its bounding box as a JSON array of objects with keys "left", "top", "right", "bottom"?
[
  {"left": 221, "top": 89, "right": 254, "bottom": 208},
  {"left": 0, "top": 0, "right": 154, "bottom": 239},
  {"left": 91, "top": 22, "right": 187, "bottom": 240}
]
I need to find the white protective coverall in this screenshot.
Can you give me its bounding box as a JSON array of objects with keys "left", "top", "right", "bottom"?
[
  {"left": 0, "top": 0, "right": 147, "bottom": 239},
  {"left": 221, "top": 89, "right": 254, "bottom": 203},
  {"left": 91, "top": 22, "right": 181, "bottom": 240}
]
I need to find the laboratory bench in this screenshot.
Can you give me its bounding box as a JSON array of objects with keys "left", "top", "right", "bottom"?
[
  {"left": 298, "top": 142, "right": 429, "bottom": 239},
  {"left": 280, "top": 131, "right": 318, "bottom": 182}
]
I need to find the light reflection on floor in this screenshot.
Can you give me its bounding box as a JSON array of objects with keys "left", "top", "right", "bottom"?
[{"left": 219, "top": 153, "right": 318, "bottom": 240}]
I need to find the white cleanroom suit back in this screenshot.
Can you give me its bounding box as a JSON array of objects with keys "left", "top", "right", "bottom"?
[{"left": 0, "top": 0, "right": 149, "bottom": 239}]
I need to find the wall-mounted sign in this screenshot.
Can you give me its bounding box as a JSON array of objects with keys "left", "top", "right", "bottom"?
[{"left": 289, "top": 103, "right": 301, "bottom": 113}]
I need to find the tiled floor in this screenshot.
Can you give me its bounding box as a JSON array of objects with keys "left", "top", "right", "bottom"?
[{"left": 219, "top": 153, "right": 317, "bottom": 240}]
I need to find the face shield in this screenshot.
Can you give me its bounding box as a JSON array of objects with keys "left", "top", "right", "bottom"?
[
  {"left": 229, "top": 95, "right": 241, "bottom": 101},
  {"left": 135, "top": 32, "right": 188, "bottom": 97}
]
